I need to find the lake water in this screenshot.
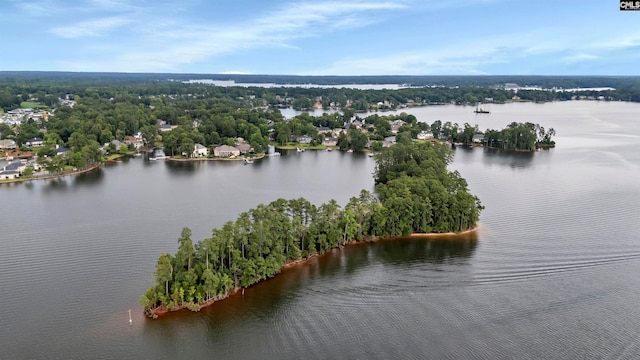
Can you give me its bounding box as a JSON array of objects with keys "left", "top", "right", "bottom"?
[{"left": 1, "top": 101, "right": 639, "bottom": 359}]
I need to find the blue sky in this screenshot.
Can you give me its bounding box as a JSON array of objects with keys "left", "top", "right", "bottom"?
[{"left": 1, "top": 0, "right": 638, "bottom": 75}]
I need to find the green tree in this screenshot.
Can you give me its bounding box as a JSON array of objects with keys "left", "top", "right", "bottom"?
[{"left": 154, "top": 253, "right": 173, "bottom": 296}]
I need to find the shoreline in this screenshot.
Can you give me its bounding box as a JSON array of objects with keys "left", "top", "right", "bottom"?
[
  {"left": 165, "top": 153, "right": 266, "bottom": 162},
  {"left": 0, "top": 163, "right": 102, "bottom": 185},
  {"left": 144, "top": 226, "right": 479, "bottom": 319}
]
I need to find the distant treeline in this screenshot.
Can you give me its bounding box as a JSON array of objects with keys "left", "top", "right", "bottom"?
[
  {"left": 2, "top": 72, "right": 640, "bottom": 89},
  {"left": 140, "top": 142, "right": 483, "bottom": 316}
]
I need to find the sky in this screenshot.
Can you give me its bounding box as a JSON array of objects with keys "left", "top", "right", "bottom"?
[{"left": 1, "top": 0, "right": 639, "bottom": 75}]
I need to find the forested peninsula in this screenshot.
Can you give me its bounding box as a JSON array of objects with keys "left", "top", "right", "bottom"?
[{"left": 140, "top": 141, "right": 483, "bottom": 318}]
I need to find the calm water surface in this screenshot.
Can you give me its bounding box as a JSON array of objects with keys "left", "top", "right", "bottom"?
[{"left": 1, "top": 101, "right": 639, "bottom": 359}]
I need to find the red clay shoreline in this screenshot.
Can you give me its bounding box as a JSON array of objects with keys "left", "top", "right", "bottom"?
[{"left": 144, "top": 225, "right": 479, "bottom": 319}]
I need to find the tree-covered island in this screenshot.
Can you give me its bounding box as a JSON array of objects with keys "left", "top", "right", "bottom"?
[{"left": 139, "top": 141, "right": 483, "bottom": 318}]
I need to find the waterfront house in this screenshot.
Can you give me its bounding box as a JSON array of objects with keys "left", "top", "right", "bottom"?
[
  {"left": 110, "top": 139, "right": 124, "bottom": 149},
  {"left": 124, "top": 136, "right": 144, "bottom": 149},
  {"left": 297, "top": 135, "right": 312, "bottom": 144},
  {"left": 149, "top": 148, "right": 166, "bottom": 160},
  {"left": 25, "top": 137, "right": 44, "bottom": 147},
  {"left": 417, "top": 131, "right": 434, "bottom": 140},
  {"left": 0, "top": 170, "right": 19, "bottom": 180},
  {"left": 472, "top": 134, "right": 485, "bottom": 143},
  {"left": 2, "top": 160, "right": 27, "bottom": 174},
  {"left": 384, "top": 136, "right": 397, "bottom": 144},
  {"left": 235, "top": 143, "right": 252, "bottom": 154},
  {"left": 213, "top": 145, "right": 240, "bottom": 157},
  {"left": 322, "top": 137, "right": 338, "bottom": 147},
  {"left": 193, "top": 143, "right": 209, "bottom": 157},
  {"left": 0, "top": 139, "right": 17, "bottom": 150}
]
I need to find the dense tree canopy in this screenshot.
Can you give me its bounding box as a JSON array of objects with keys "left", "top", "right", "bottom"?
[{"left": 140, "top": 142, "right": 483, "bottom": 316}]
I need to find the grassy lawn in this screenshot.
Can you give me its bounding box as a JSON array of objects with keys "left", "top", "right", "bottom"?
[
  {"left": 20, "top": 101, "right": 47, "bottom": 109},
  {"left": 105, "top": 154, "right": 124, "bottom": 161}
]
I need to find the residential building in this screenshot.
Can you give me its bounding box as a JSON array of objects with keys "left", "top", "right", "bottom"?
[
  {"left": 2, "top": 160, "right": 27, "bottom": 174},
  {"left": 213, "top": 145, "right": 240, "bottom": 157},
  {"left": 0, "top": 139, "right": 17, "bottom": 149},
  {"left": 25, "top": 137, "right": 44, "bottom": 147},
  {"left": 235, "top": 143, "right": 251, "bottom": 154},
  {"left": 316, "top": 126, "right": 332, "bottom": 134},
  {"left": 384, "top": 136, "right": 397, "bottom": 144},
  {"left": 124, "top": 136, "right": 144, "bottom": 149},
  {"left": 159, "top": 124, "right": 176, "bottom": 132},
  {"left": 322, "top": 137, "right": 338, "bottom": 147},
  {"left": 297, "top": 135, "right": 312, "bottom": 144},
  {"left": 417, "top": 131, "right": 434, "bottom": 140},
  {"left": 193, "top": 143, "right": 209, "bottom": 157},
  {"left": 390, "top": 120, "right": 405, "bottom": 134},
  {"left": 0, "top": 170, "right": 19, "bottom": 180},
  {"left": 55, "top": 144, "right": 70, "bottom": 156},
  {"left": 472, "top": 134, "right": 485, "bottom": 143}
]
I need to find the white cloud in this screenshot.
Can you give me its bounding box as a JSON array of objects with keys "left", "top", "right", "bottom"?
[
  {"left": 60, "top": 0, "right": 408, "bottom": 71},
  {"left": 14, "top": 0, "right": 59, "bottom": 16},
  {"left": 50, "top": 16, "right": 132, "bottom": 38},
  {"left": 561, "top": 53, "right": 598, "bottom": 64}
]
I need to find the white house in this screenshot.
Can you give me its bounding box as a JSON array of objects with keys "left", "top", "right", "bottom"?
[
  {"left": 193, "top": 143, "right": 209, "bottom": 157},
  {"left": 417, "top": 131, "right": 434, "bottom": 140},
  {"left": 25, "top": 137, "right": 44, "bottom": 147},
  {"left": 0, "top": 170, "right": 19, "bottom": 180},
  {"left": 0, "top": 139, "right": 17, "bottom": 149}
]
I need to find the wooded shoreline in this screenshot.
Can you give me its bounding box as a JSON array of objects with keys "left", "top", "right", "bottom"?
[
  {"left": 0, "top": 162, "right": 101, "bottom": 184},
  {"left": 145, "top": 226, "right": 479, "bottom": 319}
]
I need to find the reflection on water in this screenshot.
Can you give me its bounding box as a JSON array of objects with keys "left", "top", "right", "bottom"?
[
  {"left": 481, "top": 148, "right": 536, "bottom": 169},
  {"left": 373, "top": 234, "right": 477, "bottom": 265},
  {"left": 164, "top": 159, "right": 206, "bottom": 174},
  {"left": 453, "top": 146, "right": 537, "bottom": 170},
  {"left": 74, "top": 168, "right": 104, "bottom": 186}
]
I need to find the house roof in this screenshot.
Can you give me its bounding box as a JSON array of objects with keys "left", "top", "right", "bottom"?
[
  {"left": 194, "top": 143, "right": 207, "bottom": 150},
  {"left": 215, "top": 145, "right": 239, "bottom": 152},
  {"left": 27, "top": 137, "right": 43, "bottom": 142},
  {"left": 4, "top": 162, "right": 24, "bottom": 171},
  {"left": 56, "top": 146, "right": 70, "bottom": 154},
  {"left": 0, "top": 170, "right": 19, "bottom": 175}
]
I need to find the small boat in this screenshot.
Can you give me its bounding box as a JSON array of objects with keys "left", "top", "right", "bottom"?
[
  {"left": 296, "top": 147, "right": 304, "bottom": 152},
  {"left": 326, "top": 148, "right": 332, "bottom": 152},
  {"left": 243, "top": 158, "right": 254, "bottom": 164},
  {"left": 269, "top": 152, "right": 281, "bottom": 156},
  {"left": 346, "top": 149, "right": 353, "bottom": 153},
  {"left": 474, "top": 103, "right": 490, "bottom": 114},
  {"left": 368, "top": 153, "right": 375, "bottom": 157}
]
